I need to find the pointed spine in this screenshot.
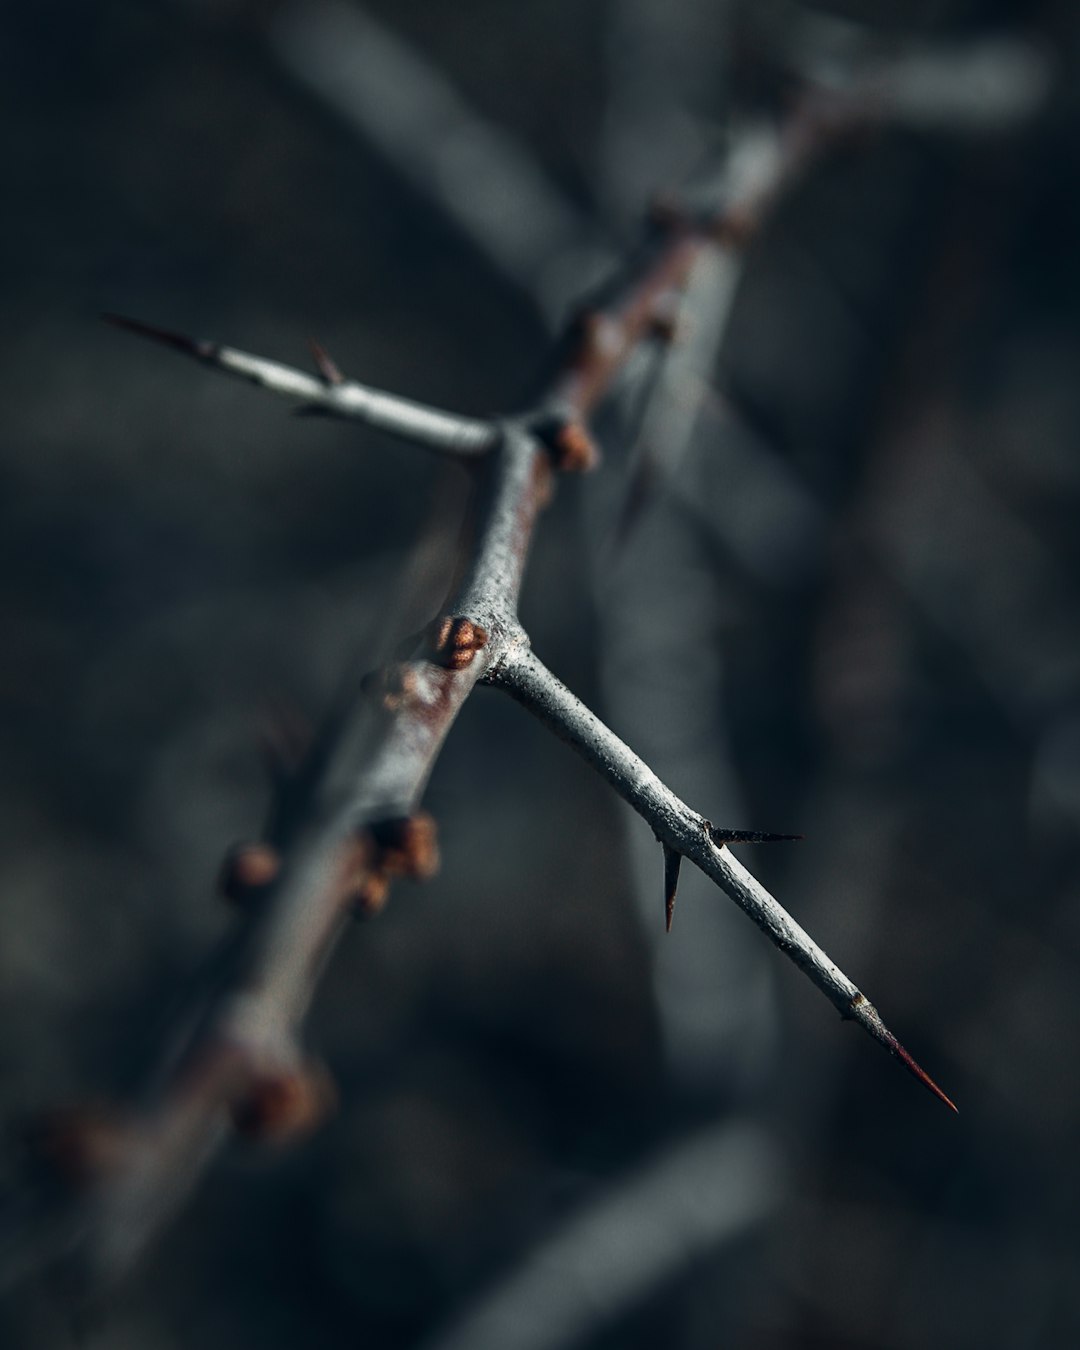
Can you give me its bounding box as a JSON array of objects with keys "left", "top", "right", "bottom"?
[{"left": 663, "top": 846, "right": 681, "bottom": 932}]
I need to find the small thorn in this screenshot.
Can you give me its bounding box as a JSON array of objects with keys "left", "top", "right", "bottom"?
[
  {"left": 662, "top": 846, "right": 681, "bottom": 932},
  {"left": 102, "top": 312, "right": 217, "bottom": 361},
  {"left": 309, "top": 337, "right": 344, "bottom": 386},
  {"left": 849, "top": 994, "right": 958, "bottom": 1113}
]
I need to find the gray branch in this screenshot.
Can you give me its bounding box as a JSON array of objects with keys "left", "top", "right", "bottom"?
[
  {"left": 8, "top": 88, "right": 957, "bottom": 1300},
  {"left": 486, "top": 644, "right": 955, "bottom": 1111},
  {"left": 103, "top": 314, "right": 497, "bottom": 457}
]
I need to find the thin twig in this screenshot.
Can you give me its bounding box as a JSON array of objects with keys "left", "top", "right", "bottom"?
[
  {"left": 102, "top": 314, "right": 497, "bottom": 457},
  {"left": 486, "top": 644, "right": 956, "bottom": 1112}
]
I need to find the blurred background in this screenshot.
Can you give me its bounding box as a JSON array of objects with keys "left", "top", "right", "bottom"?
[{"left": 2, "top": 0, "right": 1079, "bottom": 1346}]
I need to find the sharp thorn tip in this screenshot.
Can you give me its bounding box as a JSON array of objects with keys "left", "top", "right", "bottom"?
[
  {"left": 850, "top": 995, "right": 957, "bottom": 1112},
  {"left": 889, "top": 1035, "right": 959, "bottom": 1113},
  {"left": 102, "top": 313, "right": 216, "bottom": 360},
  {"left": 309, "top": 337, "right": 345, "bottom": 386}
]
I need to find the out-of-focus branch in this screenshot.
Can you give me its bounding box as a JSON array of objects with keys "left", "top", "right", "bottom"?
[
  {"left": 269, "top": 0, "right": 611, "bottom": 319},
  {"left": 420, "top": 1121, "right": 784, "bottom": 1350}
]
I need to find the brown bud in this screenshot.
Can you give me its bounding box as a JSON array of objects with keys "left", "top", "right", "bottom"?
[
  {"left": 335, "top": 832, "right": 397, "bottom": 918},
  {"left": 427, "top": 616, "right": 488, "bottom": 669},
  {"left": 541, "top": 419, "right": 600, "bottom": 474},
  {"left": 371, "top": 812, "right": 440, "bottom": 881},
  {"left": 352, "top": 871, "right": 390, "bottom": 918},
  {"left": 220, "top": 842, "right": 281, "bottom": 905},
  {"left": 231, "top": 1062, "right": 337, "bottom": 1145}
]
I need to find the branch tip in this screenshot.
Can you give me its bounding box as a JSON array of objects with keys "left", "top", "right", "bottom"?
[
  {"left": 102, "top": 312, "right": 217, "bottom": 361},
  {"left": 848, "top": 995, "right": 958, "bottom": 1113}
]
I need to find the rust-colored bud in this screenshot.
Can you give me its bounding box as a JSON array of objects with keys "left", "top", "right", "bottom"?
[
  {"left": 231, "top": 1062, "right": 337, "bottom": 1145},
  {"left": 544, "top": 419, "right": 600, "bottom": 474},
  {"left": 219, "top": 842, "right": 281, "bottom": 905},
  {"left": 352, "top": 871, "right": 390, "bottom": 918},
  {"left": 371, "top": 812, "right": 440, "bottom": 881},
  {"left": 336, "top": 832, "right": 381, "bottom": 913},
  {"left": 427, "top": 616, "right": 489, "bottom": 669}
]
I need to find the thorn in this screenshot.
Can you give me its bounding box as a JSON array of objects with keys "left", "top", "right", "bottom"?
[
  {"left": 708, "top": 825, "right": 804, "bottom": 844},
  {"left": 662, "top": 846, "right": 681, "bottom": 932},
  {"left": 309, "top": 337, "right": 344, "bottom": 386},
  {"left": 848, "top": 994, "right": 958, "bottom": 1113},
  {"left": 102, "top": 312, "right": 218, "bottom": 361}
]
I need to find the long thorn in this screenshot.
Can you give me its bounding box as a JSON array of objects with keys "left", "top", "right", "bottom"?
[
  {"left": 848, "top": 994, "right": 958, "bottom": 1112},
  {"left": 708, "top": 827, "right": 804, "bottom": 844},
  {"left": 663, "top": 846, "right": 681, "bottom": 933}
]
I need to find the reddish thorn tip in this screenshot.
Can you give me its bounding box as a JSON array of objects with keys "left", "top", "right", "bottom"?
[
  {"left": 309, "top": 338, "right": 344, "bottom": 386},
  {"left": 887, "top": 1033, "right": 958, "bottom": 1113}
]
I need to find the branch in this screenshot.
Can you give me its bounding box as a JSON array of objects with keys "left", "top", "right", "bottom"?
[
  {"left": 10, "top": 113, "right": 956, "bottom": 1297},
  {"left": 486, "top": 644, "right": 956, "bottom": 1113},
  {"left": 268, "top": 0, "right": 609, "bottom": 319},
  {"left": 102, "top": 313, "right": 497, "bottom": 457},
  {"left": 420, "top": 1121, "right": 783, "bottom": 1350}
]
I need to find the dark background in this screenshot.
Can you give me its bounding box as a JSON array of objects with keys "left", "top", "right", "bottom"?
[{"left": 2, "top": 1, "right": 1080, "bottom": 1346}]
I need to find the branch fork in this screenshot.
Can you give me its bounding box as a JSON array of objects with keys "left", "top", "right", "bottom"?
[{"left": 9, "top": 156, "right": 956, "bottom": 1296}]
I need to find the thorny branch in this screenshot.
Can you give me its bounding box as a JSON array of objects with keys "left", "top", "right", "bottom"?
[{"left": 9, "top": 116, "right": 956, "bottom": 1299}]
